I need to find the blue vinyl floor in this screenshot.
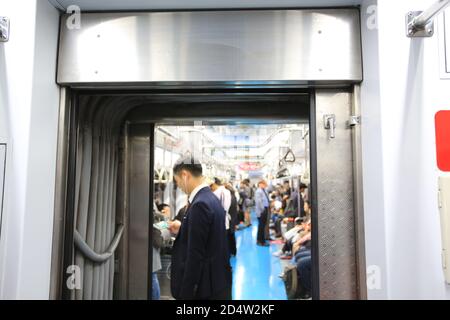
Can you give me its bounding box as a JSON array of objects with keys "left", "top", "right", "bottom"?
[{"left": 230, "top": 213, "right": 287, "bottom": 300}]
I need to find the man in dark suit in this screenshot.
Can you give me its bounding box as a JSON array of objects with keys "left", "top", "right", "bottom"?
[{"left": 168, "top": 156, "right": 232, "bottom": 300}]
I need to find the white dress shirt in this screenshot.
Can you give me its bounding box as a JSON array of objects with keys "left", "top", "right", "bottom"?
[
  {"left": 213, "top": 185, "right": 232, "bottom": 230},
  {"left": 188, "top": 182, "right": 210, "bottom": 204}
]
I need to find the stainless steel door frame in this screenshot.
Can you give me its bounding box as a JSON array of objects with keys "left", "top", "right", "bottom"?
[
  {"left": 0, "top": 143, "right": 6, "bottom": 241},
  {"left": 52, "top": 9, "right": 365, "bottom": 299},
  {"left": 310, "top": 88, "right": 366, "bottom": 300},
  {"left": 49, "top": 88, "right": 71, "bottom": 299},
  {"left": 114, "top": 122, "right": 130, "bottom": 299},
  {"left": 57, "top": 9, "right": 363, "bottom": 86},
  {"left": 125, "top": 123, "right": 154, "bottom": 300},
  {"left": 351, "top": 85, "right": 367, "bottom": 300}
]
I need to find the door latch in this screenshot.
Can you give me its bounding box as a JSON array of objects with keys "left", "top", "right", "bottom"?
[
  {"left": 0, "top": 17, "right": 10, "bottom": 42},
  {"left": 323, "top": 114, "right": 336, "bottom": 139},
  {"left": 348, "top": 115, "right": 361, "bottom": 127}
]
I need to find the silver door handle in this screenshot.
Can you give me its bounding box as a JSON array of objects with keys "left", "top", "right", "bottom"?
[{"left": 324, "top": 114, "right": 336, "bottom": 139}]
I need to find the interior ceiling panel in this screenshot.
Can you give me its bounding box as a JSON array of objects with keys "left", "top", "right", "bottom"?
[{"left": 49, "top": 0, "right": 361, "bottom": 11}]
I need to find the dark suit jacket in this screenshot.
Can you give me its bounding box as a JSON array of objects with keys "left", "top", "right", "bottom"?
[
  {"left": 285, "top": 189, "right": 305, "bottom": 219},
  {"left": 171, "top": 187, "right": 230, "bottom": 300}
]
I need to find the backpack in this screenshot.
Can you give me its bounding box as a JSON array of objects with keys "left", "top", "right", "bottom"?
[{"left": 281, "top": 265, "right": 302, "bottom": 300}]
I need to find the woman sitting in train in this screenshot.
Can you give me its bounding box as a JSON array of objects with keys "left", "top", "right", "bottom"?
[
  {"left": 292, "top": 220, "right": 312, "bottom": 262},
  {"left": 273, "top": 217, "right": 304, "bottom": 259},
  {"left": 269, "top": 193, "right": 284, "bottom": 238}
]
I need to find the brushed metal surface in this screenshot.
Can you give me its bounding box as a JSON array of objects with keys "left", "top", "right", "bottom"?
[
  {"left": 315, "top": 90, "right": 358, "bottom": 299},
  {"left": 0, "top": 144, "right": 5, "bottom": 239},
  {"left": 53, "top": 89, "right": 363, "bottom": 299},
  {"left": 127, "top": 124, "right": 151, "bottom": 300},
  {"left": 441, "top": 9, "right": 450, "bottom": 77},
  {"left": 49, "top": 88, "right": 70, "bottom": 300},
  {"left": 446, "top": 10, "right": 450, "bottom": 73},
  {"left": 57, "top": 9, "right": 362, "bottom": 85},
  {"left": 49, "top": 0, "right": 362, "bottom": 12},
  {"left": 351, "top": 85, "right": 367, "bottom": 299}
]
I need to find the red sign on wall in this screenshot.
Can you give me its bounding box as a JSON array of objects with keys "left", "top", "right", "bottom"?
[
  {"left": 239, "top": 162, "right": 262, "bottom": 171},
  {"left": 436, "top": 111, "right": 450, "bottom": 172}
]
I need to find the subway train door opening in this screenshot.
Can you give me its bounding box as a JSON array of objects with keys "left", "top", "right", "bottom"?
[
  {"left": 54, "top": 89, "right": 364, "bottom": 301},
  {"left": 52, "top": 5, "right": 365, "bottom": 302}
]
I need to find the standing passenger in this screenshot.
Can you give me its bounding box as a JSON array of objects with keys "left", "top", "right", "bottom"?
[
  {"left": 210, "top": 177, "right": 232, "bottom": 231},
  {"left": 168, "top": 156, "right": 232, "bottom": 300},
  {"left": 224, "top": 183, "right": 239, "bottom": 256},
  {"left": 240, "top": 179, "right": 253, "bottom": 227},
  {"left": 152, "top": 203, "right": 171, "bottom": 300},
  {"left": 255, "top": 180, "right": 270, "bottom": 247}
]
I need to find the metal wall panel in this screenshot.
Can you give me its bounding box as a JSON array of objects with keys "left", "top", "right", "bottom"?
[
  {"left": 351, "top": 85, "right": 367, "bottom": 299},
  {"left": 49, "top": 0, "right": 362, "bottom": 12},
  {"left": 0, "top": 144, "right": 6, "bottom": 239},
  {"left": 127, "top": 125, "right": 151, "bottom": 299},
  {"left": 315, "top": 90, "right": 358, "bottom": 299},
  {"left": 57, "top": 9, "right": 362, "bottom": 85}
]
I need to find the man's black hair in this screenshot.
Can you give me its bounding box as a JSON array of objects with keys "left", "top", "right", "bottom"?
[
  {"left": 213, "top": 177, "right": 222, "bottom": 186},
  {"left": 173, "top": 155, "right": 203, "bottom": 177},
  {"left": 157, "top": 203, "right": 170, "bottom": 212}
]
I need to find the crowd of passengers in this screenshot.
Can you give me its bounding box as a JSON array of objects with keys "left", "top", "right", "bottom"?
[
  {"left": 152, "top": 172, "right": 311, "bottom": 300},
  {"left": 253, "top": 180, "right": 312, "bottom": 299}
]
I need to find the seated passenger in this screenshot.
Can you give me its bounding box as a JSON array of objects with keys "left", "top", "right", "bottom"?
[
  {"left": 293, "top": 219, "right": 312, "bottom": 259},
  {"left": 303, "top": 200, "right": 311, "bottom": 221},
  {"left": 269, "top": 193, "right": 284, "bottom": 237},
  {"left": 282, "top": 184, "right": 308, "bottom": 222},
  {"left": 273, "top": 218, "right": 304, "bottom": 259},
  {"left": 297, "top": 255, "right": 312, "bottom": 299},
  {"left": 270, "top": 194, "right": 283, "bottom": 222}
]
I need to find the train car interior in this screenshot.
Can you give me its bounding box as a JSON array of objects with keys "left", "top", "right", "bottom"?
[{"left": 152, "top": 122, "right": 311, "bottom": 300}]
